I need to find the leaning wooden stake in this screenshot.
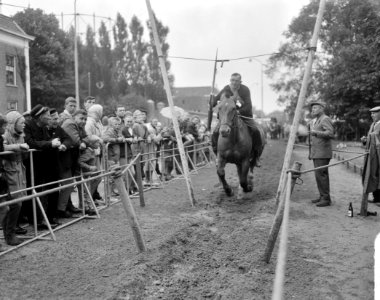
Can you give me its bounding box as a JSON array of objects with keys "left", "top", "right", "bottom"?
[
  {"left": 263, "top": 162, "right": 302, "bottom": 263},
  {"left": 113, "top": 173, "right": 146, "bottom": 253},
  {"left": 135, "top": 155, "right": 145, "bottom": 207},
  {"left": 275, "top": 0, "right": 326, "bottom": 205},
  {"left": 146, "top": 0, "right": 196, "bottom": 206}
]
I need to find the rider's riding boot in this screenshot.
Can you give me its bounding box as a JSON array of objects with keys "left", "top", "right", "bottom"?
[{"left": 211, "top": 129, "right": 219, "bottom": 154}]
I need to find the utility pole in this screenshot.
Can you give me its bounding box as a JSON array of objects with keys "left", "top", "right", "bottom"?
[
  {"left": 88, "top": 72, "right": 91, "bottom": 96},
  {"left": 74, "top": 0, "right": 80, "bottom": 108}
]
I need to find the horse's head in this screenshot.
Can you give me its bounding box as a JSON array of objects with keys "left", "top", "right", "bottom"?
[{"left": 218, "top": 91, "right": 237, "bottom": 138}]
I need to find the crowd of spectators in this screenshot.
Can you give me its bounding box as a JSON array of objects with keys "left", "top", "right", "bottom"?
[{"left": 0, "top": 96, "right": 210, "bottom": 250}]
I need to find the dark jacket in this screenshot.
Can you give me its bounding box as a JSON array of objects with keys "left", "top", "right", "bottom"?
[
  {"left": 309, "top": 114, "right": 334, "bottom": 159},
  {"left": 213, "top": 84, "right": 253, "bottom": 118},
  {"left": 102, "top": 127, "right": 121, "bottom": 164},
  {"left": 362, "top": 121, "right": 380, "bottom": 193},
  {"left": 24, "top": 118, "right": 54, "bottom": 183},
  {"left": 44, "top": 125, "right": 73, "bottom": 174},
  {"left": 121, "top": 127, "right": 134, "bottom": 159}
]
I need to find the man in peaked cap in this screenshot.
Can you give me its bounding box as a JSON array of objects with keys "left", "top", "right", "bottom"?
[
  {"left": 361, "top": 106, "right": 380, "bottom": 206},
  {"left": 308, "top": 98, "right": 335, "bottom": 207},
  {"left": 24, "top": 104, "right": 62, "bottom": 229}
]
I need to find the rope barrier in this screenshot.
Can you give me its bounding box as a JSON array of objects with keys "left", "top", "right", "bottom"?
[
  {"left": 286, "top": 152, "right": 367, "bottom": 176},
  {"left": 293, "top": 143, "right": 367, "bottom": 155}
]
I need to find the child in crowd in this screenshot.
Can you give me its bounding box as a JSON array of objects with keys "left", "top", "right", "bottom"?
[
  {"left": 2, "top": 111, "right": 29, "bottom": 246},
  {"left": 102, "top": 117, "right": 124, "bottom": 195},
  {"left": 78, "top": 136, "right": 102, "bottom": 216},
  {"left": 197, "top": 124, "right": 210, "bottom": 143}
]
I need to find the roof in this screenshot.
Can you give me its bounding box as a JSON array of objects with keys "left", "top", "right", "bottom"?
[
  {"left": 0, "top": 14, "right": 34, "bottom": 41},
  {"left": 173, "top": 86, "right": 218, "bottom": 97}
]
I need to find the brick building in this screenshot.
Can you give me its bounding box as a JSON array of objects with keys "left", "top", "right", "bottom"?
[{"left": 0, "top": 14, "right": 33, "bottom": 114}]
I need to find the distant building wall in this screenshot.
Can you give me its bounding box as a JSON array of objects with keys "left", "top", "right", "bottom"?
[{"left": 0, "top": 44, "right": 26, "bottom": 113}]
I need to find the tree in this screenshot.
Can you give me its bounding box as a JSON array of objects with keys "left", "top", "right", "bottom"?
[
  {"left": 145, "top": 13, "right": 174, "bottom": 103},
  {"left": 97, "top": 21, "right": 113, "bottom": 101},
  {"left": 128, "top": 15, "right": 148, "bottom": 95},
  {"left": 13, "top": 8, "right": 74, "bottom": 108},
  {"left": 266, "top": 0, "right": 380, "bottom": 136},
  {"left": 113, "top": 13, "right": 129, "bottom": 95}
]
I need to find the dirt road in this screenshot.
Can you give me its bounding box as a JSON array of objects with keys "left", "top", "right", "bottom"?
[{"left": 0, "top": 140, "right": 378, "bottom": 299}]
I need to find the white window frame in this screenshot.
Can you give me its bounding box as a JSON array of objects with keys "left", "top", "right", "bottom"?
[{"left": 6, "top": 54, "right": 16, "bottom": 86}]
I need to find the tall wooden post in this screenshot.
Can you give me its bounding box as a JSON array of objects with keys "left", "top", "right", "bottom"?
[
  {"left": 145, "top": 0, "right": 196, "bottom": 206},
  {"left": 74, "top": 0, "right": 80, "bottom": 108},
  {"left": 207, "top": 49, "right": 218, "bottom": 131},
  {"left": 263, "top": 162, "right": 302, "bottom": 263},
  {"left": 275, "top": 0, "right": 326, "bottom": 205}
]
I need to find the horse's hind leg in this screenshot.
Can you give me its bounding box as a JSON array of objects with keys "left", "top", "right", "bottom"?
[{"left": 217, "top": 158, "right": 233, "bottom": 196}]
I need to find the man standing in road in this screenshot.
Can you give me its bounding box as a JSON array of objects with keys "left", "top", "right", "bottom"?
[
  {"left": 309, "top": 99, "right": 334, "bottom": 207},
  {"left": 361, "top": 106, "right": 380, "bottom": 206}
]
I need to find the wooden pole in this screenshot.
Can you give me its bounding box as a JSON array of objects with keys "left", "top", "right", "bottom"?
[
  {"left": 207, "top": 49, "right": 218, "bottom": 131},
  {"left": 135, "top": 155, "right": 145, "bottom": 207},
  {"left": 272, "top": 171, "right": 293, "bottom": 300},
  {"left": 263, "top": 162, "right": 302, "bottom": 263},
  {"left": 145, "top": 0, "right": 196, "bottom": 206},
  {"left": 74, "top": 0, "right": 80, "bottom": 108},
  {"left": 114, "top": 174, "right": 146, "bottom": 253},
  {"left": 275, "top": 0, "right": 326, "bottom": 205}
]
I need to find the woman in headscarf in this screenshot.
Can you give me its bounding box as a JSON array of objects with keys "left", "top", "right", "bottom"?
[
  {"left": 2, "top": 111, "right": 29, "bottom": 246},
  {"left": 84, "top": 104, "right": 104, "bottom": 202}
]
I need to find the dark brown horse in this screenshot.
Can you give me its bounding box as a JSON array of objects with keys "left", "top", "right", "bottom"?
[{"left": 216, "top": 93, "right": 263, "bottom": 198}]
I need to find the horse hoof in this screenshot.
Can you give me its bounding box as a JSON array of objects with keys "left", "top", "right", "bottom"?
[
  {"left": 244, "top": 185, "right": 253, "bottom": 193},
  {"left": 226, "top": 187, "right": 233, "bottom": 197}
]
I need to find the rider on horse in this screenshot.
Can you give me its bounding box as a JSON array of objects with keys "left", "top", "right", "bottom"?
[{"left": 211, "top": 73, "right": 264, "bottom": 167}]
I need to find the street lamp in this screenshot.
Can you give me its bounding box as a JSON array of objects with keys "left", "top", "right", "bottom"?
[{"left": 249, "top": 58, "right": 264, "bottom": 113}]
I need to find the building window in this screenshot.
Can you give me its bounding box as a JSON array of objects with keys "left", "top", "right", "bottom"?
[
  {"left": 6, "top": 55, "right": 16, "bottom": 86},
  {"left": 7, "top": 101, "right": 17, "bottom": 111}
]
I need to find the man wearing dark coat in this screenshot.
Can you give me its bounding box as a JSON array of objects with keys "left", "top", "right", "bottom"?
[
  {"left": 361, "top": 106, "right": 380, "bottom": 206},
  {"left": 211, "top": 73, "right": 264, "bottom": 167},
  {"left": 24, "top": 104, "right": 62, "bottom": 229},
  {"left": 308, "top": 99, "right": 334, "bottom": 207},
  {"left": 44, "top": 109, "right": 73, "bottom": 221}
]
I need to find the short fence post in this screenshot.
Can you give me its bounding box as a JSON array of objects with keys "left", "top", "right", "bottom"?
[
  {"left": 262, "top": 161, "right": 302, "bottom": 263},
  {"left": 113, "top": 173, "right": 146, "bottom": 253},
  {"left": 135, "top": 155, "right": 145, "bottom": 207},
  {"left": 360, "top": 192, "right": 368, "bottom": 217}
]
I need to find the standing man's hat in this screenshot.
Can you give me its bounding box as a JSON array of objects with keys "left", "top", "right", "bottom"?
[
  {"left": 309, "top": 99, "right": 326, "bottom": 108},
  {"left": 30, "top": 104, "right": 49, "bottom": 118},
  {"left": 369, "top": 106, "right": 380, "bottom": 112}
]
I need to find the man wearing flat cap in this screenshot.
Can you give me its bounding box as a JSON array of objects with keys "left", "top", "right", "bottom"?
[
  {"left": 24, "top": 104, "right": 62, "bottom": 229},
  {"left": 361, "top": 106, "right": 380, "bottom": 206},
  {"left": 308, "top": 99, "right": 334, "bottom": 207}
]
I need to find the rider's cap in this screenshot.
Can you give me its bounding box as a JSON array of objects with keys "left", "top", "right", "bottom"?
[{"left": 369, "top": 106, "right": 380, "bottom": 112}]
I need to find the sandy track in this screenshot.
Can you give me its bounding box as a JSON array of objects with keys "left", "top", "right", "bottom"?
[{"left": 0, "top": 140, "right": 378, "bottom": 300}]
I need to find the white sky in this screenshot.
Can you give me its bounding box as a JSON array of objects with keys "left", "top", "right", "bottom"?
[{"left": 3, "top": 0, "right": 311, "bottom": 113}]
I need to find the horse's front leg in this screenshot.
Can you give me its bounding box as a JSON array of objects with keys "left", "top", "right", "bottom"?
[
  {"left": 238, "top": 159, "right": 252, "bottom": 193},
  {"left": 217, "top": 157, "right": 233, "bottom": 196}
]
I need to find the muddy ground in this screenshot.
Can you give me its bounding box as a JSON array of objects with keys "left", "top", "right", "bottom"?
[{"left": 0, "top": 139, "right": 378, "bottom": 300}]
